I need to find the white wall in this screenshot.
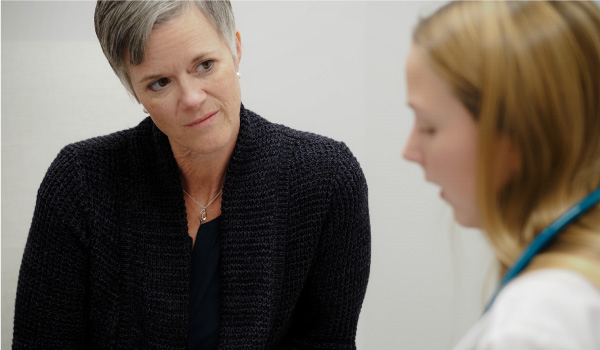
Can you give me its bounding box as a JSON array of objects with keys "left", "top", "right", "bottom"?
[{"left": 1, "top": 1, "right": 495, "bottom": 348}]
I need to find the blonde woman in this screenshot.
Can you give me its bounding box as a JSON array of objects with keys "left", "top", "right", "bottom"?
[{"left": 404, "top": 1, "right": 600, "bottom": 348}]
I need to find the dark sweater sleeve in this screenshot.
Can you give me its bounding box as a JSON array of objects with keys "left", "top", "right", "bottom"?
[
  {"left": 288, "top": 144, "right": 371, "bottom": 350},
  {"left": 13, "top": 146, "right": 90, "bottom": 349}
]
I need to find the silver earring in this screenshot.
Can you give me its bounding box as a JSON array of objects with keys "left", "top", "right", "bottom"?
[{"left": 237, "top": 72, "right": 240, "bottom": 80}]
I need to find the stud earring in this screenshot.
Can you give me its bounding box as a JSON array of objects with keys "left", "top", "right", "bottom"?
[{"left": 237, "top": 72, "right": 241, "bottom": 80}]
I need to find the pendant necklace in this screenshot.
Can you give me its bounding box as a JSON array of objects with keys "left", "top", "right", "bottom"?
[{"left": 182, "top": 188, "right": 223, "bottom": 225}]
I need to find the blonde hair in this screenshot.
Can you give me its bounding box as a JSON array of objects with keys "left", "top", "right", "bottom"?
[{"left": 413, "top": 1, "right": 600, "bottom": 281}]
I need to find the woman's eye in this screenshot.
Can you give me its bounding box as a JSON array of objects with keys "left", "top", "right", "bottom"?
[
  {"left": 419, "top": 127, "right": 436, "bottom": 135},
  {"left": 149, "top": 78, "right": 170, "bottom": 91},
  {"left": 197, "top": 60, "right": 214, "bottom": 72}
]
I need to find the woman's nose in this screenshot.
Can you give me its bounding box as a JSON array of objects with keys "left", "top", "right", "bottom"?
[
  {"left": 402, "top": 129, "right": 424, "bottom": 165},
  {"left": 179, "top": 78, "right": 207, "bottom": 110}
]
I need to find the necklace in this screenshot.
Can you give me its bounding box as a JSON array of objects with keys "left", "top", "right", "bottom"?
[{"left": 182, "top": 188, "right": 223, "bottom": 224}]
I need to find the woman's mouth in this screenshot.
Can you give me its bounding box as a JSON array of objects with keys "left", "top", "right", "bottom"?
[{"left": 185, "top": 111, "right": 218, "bottom": 127}]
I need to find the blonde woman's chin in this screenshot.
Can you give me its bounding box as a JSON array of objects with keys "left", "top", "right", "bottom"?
[{"left": 450, "top": 205, "right": 482, "bottom": 229}]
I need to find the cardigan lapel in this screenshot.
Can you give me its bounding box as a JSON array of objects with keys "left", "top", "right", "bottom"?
[
  {"left": 219, "top": 107, "right": 287, "bottom": 348},
  {"left": 119, "top": 119, "right": 190, "bottom": 349}
]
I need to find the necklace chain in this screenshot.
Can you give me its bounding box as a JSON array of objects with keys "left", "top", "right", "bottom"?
[{"left": 182, "top": 188, "right": 223, "bottom": 224}]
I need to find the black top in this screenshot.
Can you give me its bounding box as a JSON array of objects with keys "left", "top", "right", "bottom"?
[
  {"left": 13, "top": 106, "right": 371, "bottom": 349},
  {"left": 188, "top": 217, "right": 221, "bottom": 350}
]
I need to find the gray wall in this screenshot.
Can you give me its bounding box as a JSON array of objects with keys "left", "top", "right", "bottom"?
[{"left": 2, "top": 1, "right": 495, "bottom": 348}]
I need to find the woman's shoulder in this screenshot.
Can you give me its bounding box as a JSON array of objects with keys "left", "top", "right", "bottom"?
[
  {"left": 242, "top": 107, "right": 359, "bottom": 166},
  {"left": 494, "top": 269, "right": 600, "bottom": 316},
  {"left": 45, "top": 118, "right": 156, "bottom": 185},
  {"left": 62, "top": 117, "right": 154, "bottom": 157},
  {"left": 457, "top": 269, "right": 600, "bottom": 349}
]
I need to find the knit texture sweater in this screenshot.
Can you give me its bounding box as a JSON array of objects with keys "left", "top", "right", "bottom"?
[{"left": 13, "top": 106, "right": 371, "bottom": 350}]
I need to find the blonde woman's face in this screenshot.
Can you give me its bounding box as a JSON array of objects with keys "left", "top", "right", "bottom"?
[{"left": 403, "top": 45, "right": 481, "bottom": 228}]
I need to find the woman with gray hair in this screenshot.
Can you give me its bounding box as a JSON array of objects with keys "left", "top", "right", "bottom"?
[{"left": 12, "top": 1, "right": 370, "bottom": 349}]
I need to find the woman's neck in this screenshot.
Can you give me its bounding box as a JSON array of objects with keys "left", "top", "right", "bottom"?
[
  {"left": 526, "top": 251, "right": 600, "bottom": 291},
  {"left": 170, "top": 141, "right": 232, "bottom": 202}
]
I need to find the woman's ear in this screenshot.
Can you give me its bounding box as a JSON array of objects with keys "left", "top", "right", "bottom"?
[
  {"left": 494, "top": 135, "right": 522, "bottom": 189},
  {"left": 235, "top": 30, "right": 242, "bottom": 66}
]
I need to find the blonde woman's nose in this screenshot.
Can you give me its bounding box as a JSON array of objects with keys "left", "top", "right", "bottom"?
[{"left": 402, "top": 128, "right": 424, "bottom": 165}]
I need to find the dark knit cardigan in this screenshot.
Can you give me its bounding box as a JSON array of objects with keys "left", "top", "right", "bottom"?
[{"left": 13, "top": 106, "right": 371, "bottom": 350}]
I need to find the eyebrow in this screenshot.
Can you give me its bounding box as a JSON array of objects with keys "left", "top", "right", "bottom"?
[
  {"left": 137, "top": 53, "right": 211, "bottom": 85},
  {"left": 406, "top": 102, "right": 435, "bottom": 122},
  {"left": 138, "top": 73, "right": 163, "bottom": 86}
]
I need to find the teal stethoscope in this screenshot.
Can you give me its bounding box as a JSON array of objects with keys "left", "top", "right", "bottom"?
[{"left": 484, "top": 187, "right": 600, "bottom": 313}]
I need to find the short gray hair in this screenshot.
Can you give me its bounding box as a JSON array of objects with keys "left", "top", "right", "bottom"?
[{"left": 94, "top": 0, "right": 237, "bottom": 99}]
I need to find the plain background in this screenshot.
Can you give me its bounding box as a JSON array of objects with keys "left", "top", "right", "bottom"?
[{"left": 2, "top": 1, "right": 497, "bottom": 348}]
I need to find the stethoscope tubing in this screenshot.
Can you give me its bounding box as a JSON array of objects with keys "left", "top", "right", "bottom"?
[{"left": 484, "top": 187, "right": 600, "bottom": 312}]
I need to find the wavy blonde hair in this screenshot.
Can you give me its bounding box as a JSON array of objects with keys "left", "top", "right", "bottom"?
[{"left": 413, "top": 1, "right": 600, "bottom": 283}]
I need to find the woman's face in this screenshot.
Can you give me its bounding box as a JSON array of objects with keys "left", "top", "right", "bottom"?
[
  {"left": 403, "top": 45, "right": 481, "bottom": 228},
  {"left": 128, "top": 6, "right": 242, "bottom": 157}
]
